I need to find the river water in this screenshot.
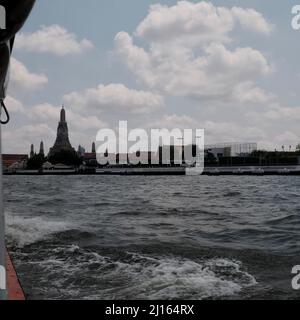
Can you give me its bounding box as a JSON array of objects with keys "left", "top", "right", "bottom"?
[{"left": 3, "top": 175, "right": 300, "bottom": 300}]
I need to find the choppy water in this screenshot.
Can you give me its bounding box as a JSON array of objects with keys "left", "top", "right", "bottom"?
[{"left": 3, "top": 176, "right": 300, "bottom": 300}]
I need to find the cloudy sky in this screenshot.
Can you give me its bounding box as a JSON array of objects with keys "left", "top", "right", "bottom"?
[{"left": 3, "top": 0, "right": 300, "bottom": 154}]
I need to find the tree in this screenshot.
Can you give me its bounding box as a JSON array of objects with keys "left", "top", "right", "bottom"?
[
  {"left": 27, "top": 154, "right": 46, "bottom": 170},
  {"left": 48, "top": 150, "right": 82, "bottom": 166},
  {"left": 205, "top": 151, "right": 218, "bottom": 165}
]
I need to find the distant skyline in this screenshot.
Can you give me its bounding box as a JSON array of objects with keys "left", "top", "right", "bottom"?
[{"left": 3, "top": 0, "right": 300, "bottom": 153}]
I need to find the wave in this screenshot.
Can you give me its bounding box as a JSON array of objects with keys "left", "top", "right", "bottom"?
[
  {"left": 223, "top": 191, "right": 241, "bottom": 197},
  {"left": 266, "top": 214, "right": 299, "bottom": 225},
  {"left": 17, "top": 246, "right": 257, "bottom": 300},
  {"left": 6, "top": 214, "right": 74, "bottom": 247},
  {"left": 120, "top": 254, "right": 257, "bottom": 300}
]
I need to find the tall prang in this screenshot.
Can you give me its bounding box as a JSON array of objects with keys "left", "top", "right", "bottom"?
[
  {"left": 39, "top": 141, "right": 45, "bottom": 157},
  {"left": 92, "top": 142, "right": 96, "bottom": 154},
  {"left": 48, "top": 106, "right": 75, "bottom": 157},
  {"left": 30, "top": 144, "right": 35, "bottom": 158}
]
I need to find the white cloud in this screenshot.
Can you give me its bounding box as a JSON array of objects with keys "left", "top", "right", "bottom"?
[
  {"left": 264, "top": 105, "right": 300, "bottom": 121},
  {"left": 115, "top": 32, "right": 273, "bottom": 102},
  {"left": 114, "top": 1, "right": 274, "bottom": 105},
  {"left": 63, "top": 83, "right": 165, "bottom": 114},
  {"left": 231, "top": 7, "right": 274, "bottom": 35},
  {"left": 259, "top": 131, "right": 300, "bottom": 151},
  {"left": 10, "top": 58, "right": 48, "bottom": 91},
  {"left": 146, "top": 114, "right": 266, "bottom": 143},
  {"left": 274, "top": 131, "right": 299, "bottom": 147},
  {"left": 203, "top": 120, "right": 266, "bottom": 143},
  {"left": 2, "top": 123, "right": 56, "bottom": 154},
  {"left": 148, "top": 114, "right": 200, "bottom": 130},
  {"left": 15, "top": 25, "right": 93, "bottom": 56},
  {"left": 5, "top": 96, "right": 25, "bottom": 113},
  {"left": 135, "top": 1, "right": 273, "bottom": 45},
  {"left": 231, "top": 82, "right": 275, "bottom": 105},
  {"left": 162, "top": 114, "right": 263, "bottom": 139}
]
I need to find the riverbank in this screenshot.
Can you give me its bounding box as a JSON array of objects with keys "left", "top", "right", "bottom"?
[{"left": 4, "top": 165, "right": 300, "bottom": 176}]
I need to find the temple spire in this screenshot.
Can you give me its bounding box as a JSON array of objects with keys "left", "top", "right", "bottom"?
[
  {"left": 60, "top": 105, "right": 66, "bottom": 123},
  {"left": 39, "top": 141, "right": 45, "bottom": 157},
  {"left": 30, "top": 144, "right": 35, "bottom": 158}
]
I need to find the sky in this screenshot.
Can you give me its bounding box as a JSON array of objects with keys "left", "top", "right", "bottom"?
[{"left": 3, "top": 0, "right": 300, "bottom": 154}]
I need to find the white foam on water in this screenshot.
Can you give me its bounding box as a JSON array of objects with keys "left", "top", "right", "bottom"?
[
  {"left": 6, "top": 214, "right": 73, "bottom": 247},
  {"left": 23, "top": 247, "right": 257, "bottom": 300},
  {"left": 111, "top": 255, "right": 257, "bottom": 300}
]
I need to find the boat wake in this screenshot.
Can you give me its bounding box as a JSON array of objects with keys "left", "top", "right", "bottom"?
[
  {"left": 10, "top": 245, "right": 257, "bottom": 300},
  {"left": 6, "top": 214, "right": 73, "bottom": 247}
]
